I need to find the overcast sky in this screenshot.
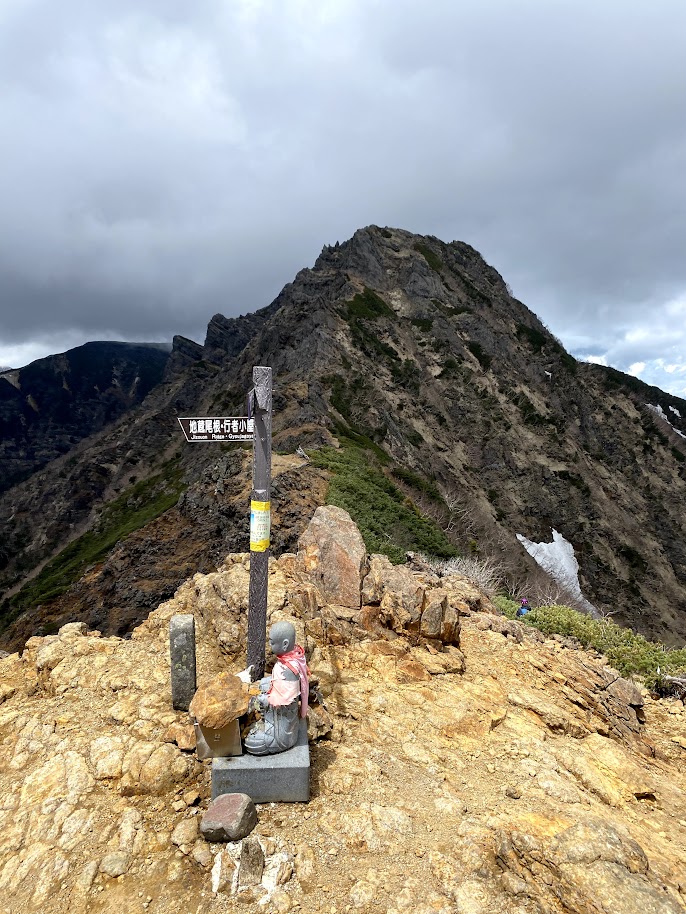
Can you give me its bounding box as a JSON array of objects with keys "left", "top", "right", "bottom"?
[{"left": 1, "top": 0, "right": 685, "bottom": 397}]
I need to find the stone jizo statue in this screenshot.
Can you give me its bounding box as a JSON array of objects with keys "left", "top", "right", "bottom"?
[{"left": 244, "top": 621, "right": 309, "bottom": 755}]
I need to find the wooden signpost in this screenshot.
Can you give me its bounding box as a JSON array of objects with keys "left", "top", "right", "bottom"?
[
  {"left": 177, "top": 366, "right": 272, "bottom": 681},
  {"left": 246, "top": 367, "right": 272, "bottom": 681}
]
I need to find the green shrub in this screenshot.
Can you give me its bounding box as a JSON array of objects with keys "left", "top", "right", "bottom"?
[
  {"left": 322, "top": 375, "right": 389, "bottom": 462},
  {"left": 493, "top": 597, "right": 686, "bottom": 689},
  {"left": 555, "top": 470, "right": 591, "bottom": 496},
  {"left": 6, "top": 458, "right": 186, "bottom": 620},
  {"left": 432, "top": 299, "right": 472, "bottom": 318},
  {"left": 308, "top": 445, "right": 457, "bottom": 564},
  {"left": 392, "top": 467, "right": 443, "bottom": 502},
  {"left": 514, "top": 392, "right": 547, "bottom": 427},
  {"left": 466, "top": 341, "right": 491, "bottom": 371},
  {"left": 391, "top": 359, "right": 421, "bottom": 392},
  {"left": 618, "top": 544, "right": 648, "bottom": 573},
  {"left": 344, "top": 313, "right": 400, "bottom": 364},
  {"left": 516, "top": 323, "right": 548, "bottom": 353},
  {"left": 439, "top": 357, "right": 460, "bottom": 378},
  {"left": 346, "top": 288, "right": 395, "bottom": 321},
  {"left": 331, "top": 420, "right": 389, "bottom": 464},
  {"left": 414, "top": 243, "right": 443, "bottom": 273},
  {"left": 411, "top": 318, "right": 433, "bottom": 332},
  {"left": 456, "top": 272, "right": 492, "bottom": 305}
]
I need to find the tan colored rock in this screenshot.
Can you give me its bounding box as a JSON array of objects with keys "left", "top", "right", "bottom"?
[
  {"left": 238, "top": 835, "right": 265, "bottom": 887},
  {"left": 163, "top": 721, "right": 197, "bottom": 751},
  {"left": 171, "top": 816, "right": 200, "bottom": 848},
  {"left": 294, "top": 844, "right": 316, "bottom": 891},
  {"left": 58, "top": 622, "right": 89, "bottom": 638},
  {"left": 189, "top": 672, "right": 249, "bottom": 730},
  {"left": 35, "top": 639, "right": 69, "bottom": 672},
  {"left": 211, "top": 848, "right": 238, "bottom": 894},
  {"left": 0, "top": 682, "right": 16, "bottom": 705},
  {"left": 99, "top": 851, "right": 129, "bottom": 878},
  {"left": 307, "top": 703, "right": 334, "bottom": 741},
  {"left": 555, "top": 733, "right": 659, "bottom": 807},
  {"left": 298, "top": 506, "right": 367, "bottom": 608},
  {"left": 410, "top": 646, "right": 465, "bottom": 675},
  {"left": 396, "top": 659, "right": 432, "bottom": 683},
  {"left": 192, "top": 840, "right": 213, "bottom": 868},
  {"left": 89, "top": 736, "right": 125, "bottom": 780},
  {"left": 1, "top": 536, "right": 686, "bottom": 914}
]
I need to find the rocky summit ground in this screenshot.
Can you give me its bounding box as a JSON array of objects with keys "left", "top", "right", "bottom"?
[{"left": 0, "top": 508, "right": 685, "bottom": 914}]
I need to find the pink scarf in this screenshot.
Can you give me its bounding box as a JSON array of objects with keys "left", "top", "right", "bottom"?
[{"left": 277, "top": 645, "right": 310, "bottom": 717}]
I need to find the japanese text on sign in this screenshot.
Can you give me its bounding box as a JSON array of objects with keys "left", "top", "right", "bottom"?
[
  {"left": 250, "top": 500, "right": 271, "bottom": 552},
  {"left": 177, "top": 417, "right": 254, "bottom": 442}
]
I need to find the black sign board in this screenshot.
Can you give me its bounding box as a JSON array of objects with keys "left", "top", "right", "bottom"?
[{"left": 177, "top": 416, "right": 254, "bottom": 442}]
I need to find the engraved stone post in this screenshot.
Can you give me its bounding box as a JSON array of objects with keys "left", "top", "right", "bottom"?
[
  {"left": 170, "top": 614, "right": 197, "bottom": 710},
  {"left": 247, "top": 366, "right": 272, "bottom": 681}
]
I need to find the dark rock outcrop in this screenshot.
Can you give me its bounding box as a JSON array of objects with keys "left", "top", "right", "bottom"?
[{"left": 0, "top": 341, "right": 170, "bottom": 493}]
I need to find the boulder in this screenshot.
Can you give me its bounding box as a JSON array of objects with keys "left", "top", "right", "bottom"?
[
  {"left": 189, "top": 673, "right": 250, "bottom": 730},
  {"left": 298, "top": 506, "right": 367, "bottom": 608},
  {"left": 201, "top": 793, "right": 258, "bottom": 842}
]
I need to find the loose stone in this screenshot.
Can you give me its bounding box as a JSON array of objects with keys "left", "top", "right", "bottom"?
[{"left": 201, "top": 793, "right": 258, "bottom": 842}]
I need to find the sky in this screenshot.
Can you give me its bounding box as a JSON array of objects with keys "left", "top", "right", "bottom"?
[{"left": 0, "top": 0, "right": 685, "bottom": 397}]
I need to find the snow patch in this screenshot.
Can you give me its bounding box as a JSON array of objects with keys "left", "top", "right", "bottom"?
[
  {"left": 646, "top": 403, "right": 686, "bottom": 440},
  {"left": 0, "top": 369, "right": 21, "bottom": 390},
  {"left": 516, "top": 529, "right": 598, "bottom": 616},
  {"left": 668, "top": 405, "right": 682, "bottom": 418}
]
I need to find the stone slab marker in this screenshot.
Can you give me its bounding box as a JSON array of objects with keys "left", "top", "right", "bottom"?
[{"left": 170, "top": 614, "right": 197, "bottom": 710}]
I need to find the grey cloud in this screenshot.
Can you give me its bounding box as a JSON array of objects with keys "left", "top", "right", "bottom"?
[{"left": 0, "top": 0, "right": 685, "bottom": 396}]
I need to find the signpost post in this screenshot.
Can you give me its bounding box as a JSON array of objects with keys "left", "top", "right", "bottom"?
[
  {"left": 177, "top": 365, "right": 273, "bottom": 683},
  {"left": 247, "top": 366, "right": 272, "bottom": 681}
]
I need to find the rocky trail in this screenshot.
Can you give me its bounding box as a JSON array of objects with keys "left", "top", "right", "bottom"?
[{"left": 0, "top": 508, "right": 685, "bottom": 914}]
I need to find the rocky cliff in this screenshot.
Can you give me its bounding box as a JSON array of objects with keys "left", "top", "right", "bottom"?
[
  {"left": 0, "top": 341, "right": 170, "bottom": 494},
  {"left": 0, "top": 508, "right": 684, "bottom": 914},
  {"left": 2, "top": 226, "right": 686, "bottom": 650}
]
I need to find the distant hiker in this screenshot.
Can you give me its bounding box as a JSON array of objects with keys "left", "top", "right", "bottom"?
[{"left": 516, "top": 599, "right": 529, "bottom": 618}]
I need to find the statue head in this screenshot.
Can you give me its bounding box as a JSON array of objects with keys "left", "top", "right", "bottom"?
[{"left": 269, "top": 621, "right": 296, "bottom": 657}]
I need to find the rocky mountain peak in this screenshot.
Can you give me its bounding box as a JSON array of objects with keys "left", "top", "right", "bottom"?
[{"left": 1, "top": 225, "right": 685, "bottom": 654}]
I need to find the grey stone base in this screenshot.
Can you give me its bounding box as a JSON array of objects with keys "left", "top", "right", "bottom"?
[{"left": 211, "top": 718, "right": 310, "bottom": 803}]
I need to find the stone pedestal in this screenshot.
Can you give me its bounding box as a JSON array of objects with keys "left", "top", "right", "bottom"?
[
  {"left": 211, "top": 719, "right": 310, "bottom": 803},
  {"left": 194, "top": 719, "right": 242, "bottom": 760}
]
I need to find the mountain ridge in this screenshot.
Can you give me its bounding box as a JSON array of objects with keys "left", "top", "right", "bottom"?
[{"left": 1, "top": 225, "right": 685, "bottom": 649}]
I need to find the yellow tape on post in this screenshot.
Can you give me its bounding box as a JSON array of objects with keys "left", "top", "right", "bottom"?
[{"left": 250, "top": 500, "right": 271, "bottom": 552}]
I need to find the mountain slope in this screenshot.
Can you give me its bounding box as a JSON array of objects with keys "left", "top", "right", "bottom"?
[
  {"left": 1, "top": 226, "right": 685, "bottom": 649},
  {"left": 0, "top": 341, "right": 170, "bottom": 493}
]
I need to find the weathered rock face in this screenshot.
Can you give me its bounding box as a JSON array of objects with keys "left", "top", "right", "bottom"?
[
  {"left": 298, "top": 505, "right": 368, "bottom": 608},
  {"left": 0, "top": 542, "right": 685, "bottom": 914}
]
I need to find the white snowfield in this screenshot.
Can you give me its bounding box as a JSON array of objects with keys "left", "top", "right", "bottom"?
[
  {"left": 646, "top": 403, "right": 686, "bottom": 439},
  {"left": 516, "top": 529, "right": 598, "bottom": 616}
]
